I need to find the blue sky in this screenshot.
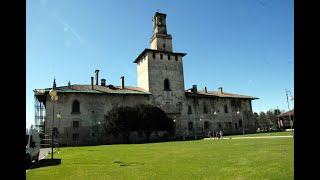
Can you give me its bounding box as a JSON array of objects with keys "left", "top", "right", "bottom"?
[{"left": 26, "top": 0, "right": 294, "bottom": 128}]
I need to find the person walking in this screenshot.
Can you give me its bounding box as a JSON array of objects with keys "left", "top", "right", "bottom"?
[
  {"left": 216, "top": 131, "right": 220, "bottom": 140},
  {"left": 220, "top": 130, "right": 223, "bottom": 140}
]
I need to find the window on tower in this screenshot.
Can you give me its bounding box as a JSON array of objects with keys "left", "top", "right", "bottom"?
[
  {"left": 163, "top": 44, "right": 166, "bottom": 48},
  {"left": 153, "top": 53, "right": 155, "bottom": 59},
  {"left": 175, "top": 56, "right": 178, "bottom": 61},
  {"left": 164, "top": 79, "right": 170, "bottom": 90},
  {"left": 160, "top": 54, "right": 163, "bottom": 59},
  {"left": 168, "top": 55, "right": 170, "bottom": 60}
]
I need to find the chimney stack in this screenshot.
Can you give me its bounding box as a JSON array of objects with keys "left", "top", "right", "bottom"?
[
  {"left": 91, "top": 77, "right": 94, "bottom": 90},
  {"left": 204, "top": 86, "right": 207, "bottom": 93},
  {"left": 101, "top": 79, "right": 106, "bottom": 86},
  {"left": 120, "top": 76, "right": 124, "bottom": 89},
  {"left": 192, "top": 85, "right": 197, "bottom": 94},
  {"left": 95, "top": 69, "right": 100, "bottom": 85},
  {"left": 218, "top": 87, "right": 223, "bottom": 94},
  {"left": 68, "top": 81, "right": 71, "bottom": 86}
]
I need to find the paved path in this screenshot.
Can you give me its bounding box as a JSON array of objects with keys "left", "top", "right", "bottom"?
[{"left": 204, "top": 135, "right": 293, "bottom": 140}]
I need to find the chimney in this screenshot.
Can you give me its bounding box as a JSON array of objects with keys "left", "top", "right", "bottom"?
[
  {"left": 68, "top": 81, "right": 71, "bottom": 86},
  {"left": 204, "top": 86, "right": 207, "bottom": 93},
  {"left": 101, "top": 79, "right": 106, "bottom": 86},
  {"left": 218, "top": 87, "right": 223, "bottom": 94},
  {"left": 95, "top": 69, "right": 100, "bottom": 85},
  {"left": 91, "top": 77, "right": 94, "bottom": 90},
  {"left": 120, "top": 76, "right": 124, "bottom": 89},
  {"left": 192, "top": 85, "right": 197, "bottom": 94}
]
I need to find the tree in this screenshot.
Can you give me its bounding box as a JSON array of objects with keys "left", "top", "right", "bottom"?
[
  {"left": 259, "top": 111, "right": 267, "bottom": 131},
  {"left": 104, "top": 104, "right": 174, "bottom": 143},
  {"left": 266, "top": 110, "right": 277, "bottom": 130},
  {"left": 253, "top": 112, "right": 260, "bottom": 130},
  {"left": 134, "top": 104, "right": 173, "bottom": 142},
  {"left": 104, "top": 106, "right": 137, "bottom": 143}
]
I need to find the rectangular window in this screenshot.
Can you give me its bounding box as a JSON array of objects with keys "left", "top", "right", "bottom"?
[
  {"left": 73, "top": 121, "right": 79, "bottom": 128},
  {"left": 153, "top": 53, "right": 155, "bottom": 59},
  {"left": 160, "top": 54, "right": 163, "bottom": 59},
  {"left": 168, "top": 55, "right": 171, "bottom": 60},
  {"left": 188, "top": 122, "right": 193, "bottom": 131},
  {"left": 203, "top": 105, "right": 208, "bottom": 113},
  {"left": 188, "top": 105, "right": 192, "bottom": 114},
  {"left": 224, "top": 105, "right": 228, "bottom": 113},
  {"left": 204, "top": 121, "right": 209, "bottom": 129},
  {"left": 163, "top": 44, "right": 166, "bottom": 48},
  {"left": 175, "top": 56, "right": 178, "bottom": 61},
  {"left": 72, "top": 133, "right": 79, "bottom": 140}
]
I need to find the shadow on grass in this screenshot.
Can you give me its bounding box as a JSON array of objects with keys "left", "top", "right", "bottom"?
[{"left": 29, "top": 159, "right": 61, "bottom": 169}]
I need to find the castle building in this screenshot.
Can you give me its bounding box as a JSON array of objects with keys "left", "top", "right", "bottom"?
[{"left": 34, "top": 12, "right": 258, "bottom": 146}]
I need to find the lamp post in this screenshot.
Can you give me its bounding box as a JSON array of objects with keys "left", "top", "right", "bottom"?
[
  {"left": 199, "top": 118, "right": 204, "bottom": 138},
  {"left": 285, "top": 89, "right": 294, "bottom": 136},
  {"left": 49, "top": 78, "right": 58, "bottom": 164},
  {"left": 173, "top": 119, "right": 176, "bottom": 138},
  {"left": 97, "top": 121, "right": 101, "bottom": 144},
  {"left": 237, "top": 109, "right": 245, "bottom": 135},
  {"left": 211, "top": 109, "right": 217, "bottom": 139}
]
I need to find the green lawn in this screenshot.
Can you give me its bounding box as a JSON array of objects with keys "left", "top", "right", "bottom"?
[
  {"left": 224, "top": 131, "right": 294, "bottom": 138},
  {"left": 27, "top": 137, "right": 293, "bottom": 179}
]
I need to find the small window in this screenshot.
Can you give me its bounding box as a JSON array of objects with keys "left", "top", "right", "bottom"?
[
  {"left": 163, "top": 44, "right": 166, "bottom": 48},
  {"left": 73, "top": 121, "right": 79, "bottom": 128},
  {"left": 72, "top": 133, "right": 79, "bottom": 140},
  {"left": 239, "top": 120, "right": 243, "bottom": 127},
  {"left": 188, "top": 105, "right": 192, "bottom": 114},
  {"left": 175, "top": 56, "right": 178, "bottom": 61},
  {"left": 235, "top": 123, "right": 238, "bottom": 129},
  {"left": 188, "top": 122, "right": 193, "bottom": 131},
  {"left": 160, "top": 54, "right": 163, "bottom": 59},
  {"left": 168, "top": 55, "right": 171, "bottom": 60},
  {"left": 217, "top": 99, "right": 219, "bottom": 101},
  {"left": 203, "top": 105, "right": 208, "bottom": 113},
  {"left": 204, "top": 121, "right": 209, "bottom": 129},
  {"left": 72, "top": 100, "right": 80, "bottom": 113},
  {"left": 228, "top": 122, "right": 232, "bottom": 128},
  {"left": 153, "top": 53, "right": 155, "bottom": 59},
  {"left": 164, "top": 79, "right": 170, "bottom": 90},
  {"left": 224, "top": 105, "right": 228, "bottom": 113},
  {"left": 218, "top": 123, "right": 222, "bottom": 128}
]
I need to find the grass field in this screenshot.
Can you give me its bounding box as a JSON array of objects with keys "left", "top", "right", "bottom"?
[
  {"left": 224, "top": 130, "right": 293, "bottom": 138},
  {"left": 27, "top": 134, "right": 293, "bottom": 180}
]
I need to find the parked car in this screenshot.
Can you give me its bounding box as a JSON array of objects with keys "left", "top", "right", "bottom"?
[{"left": 26, "top": 127, "right": 40, "bottom": 168}]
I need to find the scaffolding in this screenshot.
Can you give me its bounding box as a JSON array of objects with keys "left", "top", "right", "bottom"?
[{"left": 34, "top": 90, "right": 46, "bottom": 133}]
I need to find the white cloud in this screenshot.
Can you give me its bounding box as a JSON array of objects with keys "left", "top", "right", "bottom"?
[{"left": 53, "top": 14, "right": 85, "bottom": 45}]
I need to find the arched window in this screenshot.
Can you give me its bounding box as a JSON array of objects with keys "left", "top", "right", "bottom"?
[
  {"left": 164, "top": 79, "right": 170, "bottom": 90},
  {"left": 72, "top": 100, "right": 80, "bottom": 113},
  {"left": 224, "top": 105, "right": 228, "bottom": 113}
]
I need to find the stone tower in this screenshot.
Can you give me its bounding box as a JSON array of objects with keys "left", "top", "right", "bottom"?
[{"left": 134, "top": 12, "right": 187, "bottom": 114}]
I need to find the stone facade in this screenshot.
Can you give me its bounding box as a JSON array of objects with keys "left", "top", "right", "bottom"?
[{"left": 34, "top": 12, "right": 258, "bottom": 146}]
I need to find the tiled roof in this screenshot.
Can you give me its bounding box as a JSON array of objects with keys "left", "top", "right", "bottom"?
[
  {"left": 34, "top": 85, "right": 151, "bottom": 95},
  {"left": 185, "top": 90, "right": 258, "bottom": 99},
  {"left": 276, "top": 109, "right": 294, "bottom": 117}
]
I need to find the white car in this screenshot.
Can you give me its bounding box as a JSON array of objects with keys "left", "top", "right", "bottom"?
[{"left": 26, "top": 127, "right": 40, "bottom": 168}]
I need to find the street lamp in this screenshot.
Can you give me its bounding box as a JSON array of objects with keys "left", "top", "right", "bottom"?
[
  {"left": 97, "top": 121, "right": 101, "bottom": 144},
  {"left": 199, "top": 118, "right": 204, "bottom": 137},
  {"left": 49, "top": 78, "right": 58, "bottom": 164},
  {"left": 237, "top": 109, "right": 245, "bottom": 135},
  {"left": 211, "top": 109, "right": 217, "bottom": 139},
  {"left": 285, "top": 89, "right": 294, "bottom": 136}
]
